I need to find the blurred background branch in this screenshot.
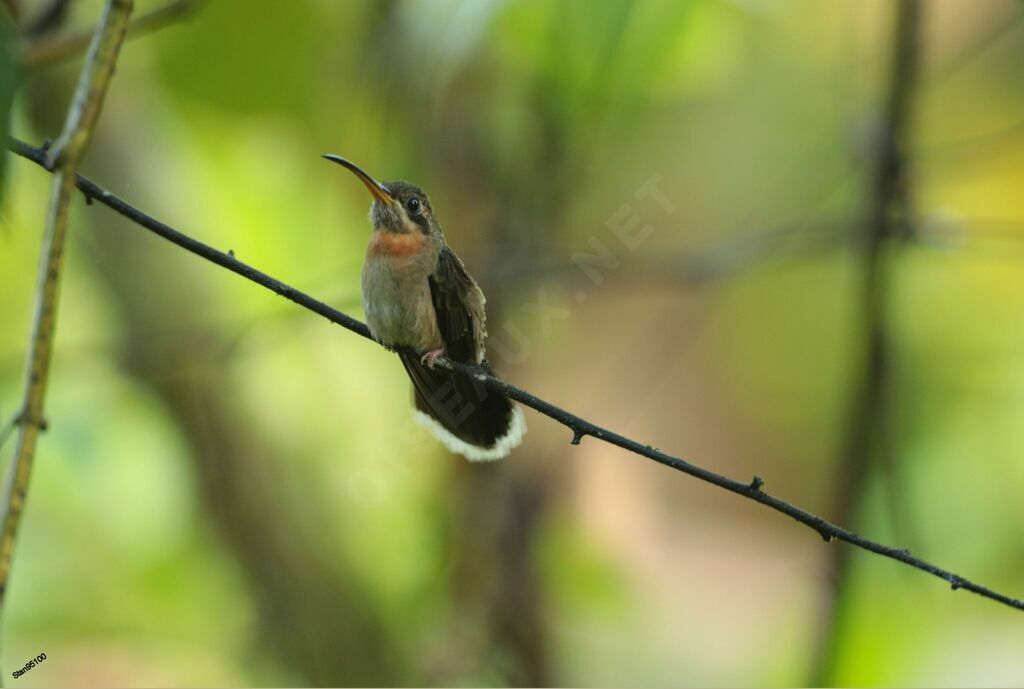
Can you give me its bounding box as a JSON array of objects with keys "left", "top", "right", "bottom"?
[
  {"left": 813, "top": 1, "right": 923, "bottom": 683},
  {"left": 0, "top": 0, "right": 18, "bottom": 22},
  {"left": 19, "top": 0, "right": 200, "bottom": 68},
  {"left": 20, "top": 0, "right": 71, "bottom": 39}
]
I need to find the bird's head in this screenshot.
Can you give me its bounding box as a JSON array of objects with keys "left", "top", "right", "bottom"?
[{"left": 323, "top": 154, "right": 438, "bottom": 236}]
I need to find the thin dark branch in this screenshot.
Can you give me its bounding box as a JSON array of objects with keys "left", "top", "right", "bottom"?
[{"left": 6, "top": 135, "right": 1024, "bottom": 615}]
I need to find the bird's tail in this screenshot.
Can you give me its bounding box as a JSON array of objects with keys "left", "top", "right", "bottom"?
[{"left": 399, "top": 353, "right": 526, "bottom": 461}]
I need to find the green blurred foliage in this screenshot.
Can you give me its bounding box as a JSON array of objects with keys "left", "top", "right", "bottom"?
[{"left": 1, "top": 0, "right": 1023, "bottom": 686}]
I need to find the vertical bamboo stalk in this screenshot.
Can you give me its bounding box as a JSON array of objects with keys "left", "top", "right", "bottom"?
[{"left": 0, "top": 0, "right": 134, "bottom": 611}]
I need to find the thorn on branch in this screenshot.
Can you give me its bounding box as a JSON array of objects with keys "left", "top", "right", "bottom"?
[
  {"left": 749, "top": 475, "right": 764, "bottom": 491},
  {"left": 570, "top": 428, "right": 586, "bottom": 445}
]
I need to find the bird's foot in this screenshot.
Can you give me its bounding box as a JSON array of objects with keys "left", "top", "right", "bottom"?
[{"left": 420, "top": 347, "right": 445, "bottom": 369}]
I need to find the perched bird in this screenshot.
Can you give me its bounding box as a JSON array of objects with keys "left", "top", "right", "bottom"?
[{"left": 323, "top": 154, "right": 526, "bottom": 461}]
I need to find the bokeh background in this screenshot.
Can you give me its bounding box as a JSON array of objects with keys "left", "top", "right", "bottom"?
[{"left": 1, "top": 0, "right": 1023, "bottom": 686}]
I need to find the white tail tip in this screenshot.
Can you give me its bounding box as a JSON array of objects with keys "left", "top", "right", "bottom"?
[{"left": 412, "top": 405, "right": 527, "bottom": 461}]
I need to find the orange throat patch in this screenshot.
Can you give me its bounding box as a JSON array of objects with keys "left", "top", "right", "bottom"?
[{"left": 367, "top": 230, "right": 429, "bottom": 259}]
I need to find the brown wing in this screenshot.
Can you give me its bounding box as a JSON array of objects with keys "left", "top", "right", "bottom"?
[{"left": 427, "top": 246, "right": 486, "bottom": 365}]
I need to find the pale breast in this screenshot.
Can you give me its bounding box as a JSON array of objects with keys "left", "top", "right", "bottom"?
[{"left": 361, "top": 234, "right": 441, "bottom": 351}]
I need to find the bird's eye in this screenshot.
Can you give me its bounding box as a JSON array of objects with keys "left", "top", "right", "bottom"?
[{"left": 406, "top": 197, "right": 421, "bottom": 214}]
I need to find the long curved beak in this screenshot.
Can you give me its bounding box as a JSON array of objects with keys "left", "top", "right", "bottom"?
[{"left": 322, "top": 154, "right": 396, "bottom": 205}]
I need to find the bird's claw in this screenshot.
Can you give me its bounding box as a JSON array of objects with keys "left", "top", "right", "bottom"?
[{"left": 420, "top": 348, "right": 445, "bottom": 369}]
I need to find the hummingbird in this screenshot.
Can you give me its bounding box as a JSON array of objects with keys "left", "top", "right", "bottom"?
[{"left": 323, "top": 154, "right": 526, "bottom": 461}]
